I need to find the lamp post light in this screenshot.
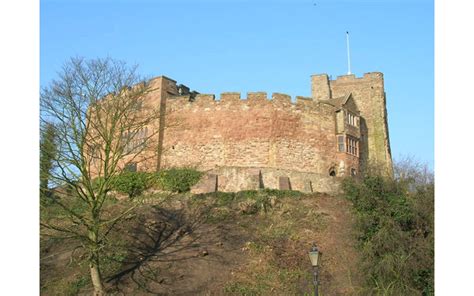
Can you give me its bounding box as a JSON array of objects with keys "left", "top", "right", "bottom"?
[{"left": 308, "top": 243, "right": 321, "bottom": 296}]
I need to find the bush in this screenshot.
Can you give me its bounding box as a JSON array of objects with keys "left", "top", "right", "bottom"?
[
  {"left": 193, "top": 189, "right": 305, "bottom": 214},
  {"left": 342, "top": 170, "right": 434, "bottom": 295},
  {"left": 154, "top": 168, "right": 202, "bottom": 193},
  {"left": 111, "top": 172, "right": 152, "bottom": 198}
]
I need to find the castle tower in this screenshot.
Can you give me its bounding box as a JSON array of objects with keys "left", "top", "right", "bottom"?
[
  {"left": 140, "top": 76, "right": 181, "bottom": 171},
  {"left": 311, "top": 72, "right": 393, "bottom": 175}
]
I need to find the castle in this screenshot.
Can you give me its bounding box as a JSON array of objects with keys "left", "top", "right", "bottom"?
[{"left": 108, "top": 72, "right": 392, "bottom": 194}]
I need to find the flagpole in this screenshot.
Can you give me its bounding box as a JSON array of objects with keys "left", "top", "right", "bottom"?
[{"left": 346, "top": 31, "right": 352, "bottom": 75}]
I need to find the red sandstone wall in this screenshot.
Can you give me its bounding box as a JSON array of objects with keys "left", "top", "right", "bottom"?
[{"left": 160, "top": 92, "right": 341, "bottom": 177}]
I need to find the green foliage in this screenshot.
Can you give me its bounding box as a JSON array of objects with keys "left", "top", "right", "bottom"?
[
  {"left": 197, "top": 189, "right": 303, "bottom": 202},
  {"left": 224, "top": 281, "right": 262, "bottom": 295},
  {"left": 212, "top": 191, "right": 237, "bottom": 206},
  {"left": 99, "top": 168, "right": 203, "bottom": 198},
  {"left": 223, "top": 264, "right": 309, "bottom": 295},
  {"left": 342, "top": 173, "right": 434, "bottom": 295},
  {"left": 153, "top": 168, "right": 202, "bottom": 193},
  {"left": 66, "top": 276, "right": 89, "bottom": 296},
  {"left": 111, "top": 171, "right": 153, "bottom": 198}
]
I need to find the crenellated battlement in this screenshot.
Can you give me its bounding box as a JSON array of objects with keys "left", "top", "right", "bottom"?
[
  {"left": 169, "top": 94, "right": 191, "bottom": 104},
  {"left": 246, "top": 92, "right": 267, "bottom": 102},
  {"left": 220, "top": 92, "right": 240, "bottom": 103},
  {"left": 331, "top": 72, "right": 383, "bottom": 82},
  {"left": 295, "top": 96, "right": 315, "bottom": 108},
  {"left": 311, "top": 72, "right": 384, "bottom": 99},
  {"left": 328, "top": 73, "right": 384, "bottom": 92},
  {"left": 194, "top": 94, "right": 216, "bottom": 104},
  {"left": 165, "top": 91, "right": 331, "bottom": 114},
  {"left": 272, "top": 93, "right": 292, "bottom": 107}
]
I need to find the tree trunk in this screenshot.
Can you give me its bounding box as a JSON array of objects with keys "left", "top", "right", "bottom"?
[
  {"left": 88, "top": 227, "right": 105, "bottom": 295},
  {"left": 90, "top": 261, "right": 105, "bottom": 295}
]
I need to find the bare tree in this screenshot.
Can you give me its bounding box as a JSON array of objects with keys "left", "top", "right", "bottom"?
[
  {"left": 394, "top": 155, "right": 434, "bottom": 188},
  {"left": 40, "top": 57, "right": 160, "bottom": 295}
]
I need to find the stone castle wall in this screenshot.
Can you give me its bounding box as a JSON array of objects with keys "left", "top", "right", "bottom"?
[
  {"left": 103, "top": 71, "right": 391, "bottom": 194},
  {"left": 156, "top": 91, "right": 358, "bottom": 193}
]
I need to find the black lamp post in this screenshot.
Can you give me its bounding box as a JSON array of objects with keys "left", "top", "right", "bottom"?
[{"left": 308, "top": 243, "right": 321, "bottom": 296}]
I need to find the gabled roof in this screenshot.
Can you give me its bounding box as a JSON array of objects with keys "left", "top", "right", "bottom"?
[{"left": 320, "top": 93, "right": 359, "bottom": 113}]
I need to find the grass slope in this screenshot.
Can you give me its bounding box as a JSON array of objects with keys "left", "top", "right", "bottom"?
[{"left": 40, "top": 190, "right": 362, "bottom": 295}]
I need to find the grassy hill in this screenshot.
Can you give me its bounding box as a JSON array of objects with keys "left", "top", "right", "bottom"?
[
  {"left": 41, "top": 190, "right": 363, "bottom": 295},
  {"left": 41, "top": 164, "right": 434, "bottom": 296}
]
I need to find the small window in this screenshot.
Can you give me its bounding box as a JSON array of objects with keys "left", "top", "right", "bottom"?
[
  {"left": 337, "top": 135, "right": 345, "bottom": 152},
  {"left": 329, "top": 168, "right": 336, "bottom": 177}
]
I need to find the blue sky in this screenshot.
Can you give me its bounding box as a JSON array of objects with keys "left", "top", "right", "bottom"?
[{"left": 40, "top": 0, "right": 434, "bottom": 169}]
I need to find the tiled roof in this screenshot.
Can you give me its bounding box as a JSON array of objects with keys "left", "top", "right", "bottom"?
[{"left": 320, "top": 93, "right": 350, "bottom": 108}]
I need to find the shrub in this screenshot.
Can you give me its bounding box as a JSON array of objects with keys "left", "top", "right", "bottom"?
[
  {"left": 342, "top": 169, "right": 434, "bottom": 295},
  {"left": 154, "top": 168, "right": 202, "bottom": 193},
  {"left": 111, "top": 172, "right": 152, "bottom": 198}
]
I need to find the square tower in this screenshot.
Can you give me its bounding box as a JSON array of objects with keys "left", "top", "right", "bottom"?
[{"left": 312, "top": 72, "right": 393, "bottom": 175}]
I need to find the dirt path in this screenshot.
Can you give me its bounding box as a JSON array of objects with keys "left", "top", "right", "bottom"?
[{"left": 314, "top": 194, "right": 363, "bottom": 295}]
